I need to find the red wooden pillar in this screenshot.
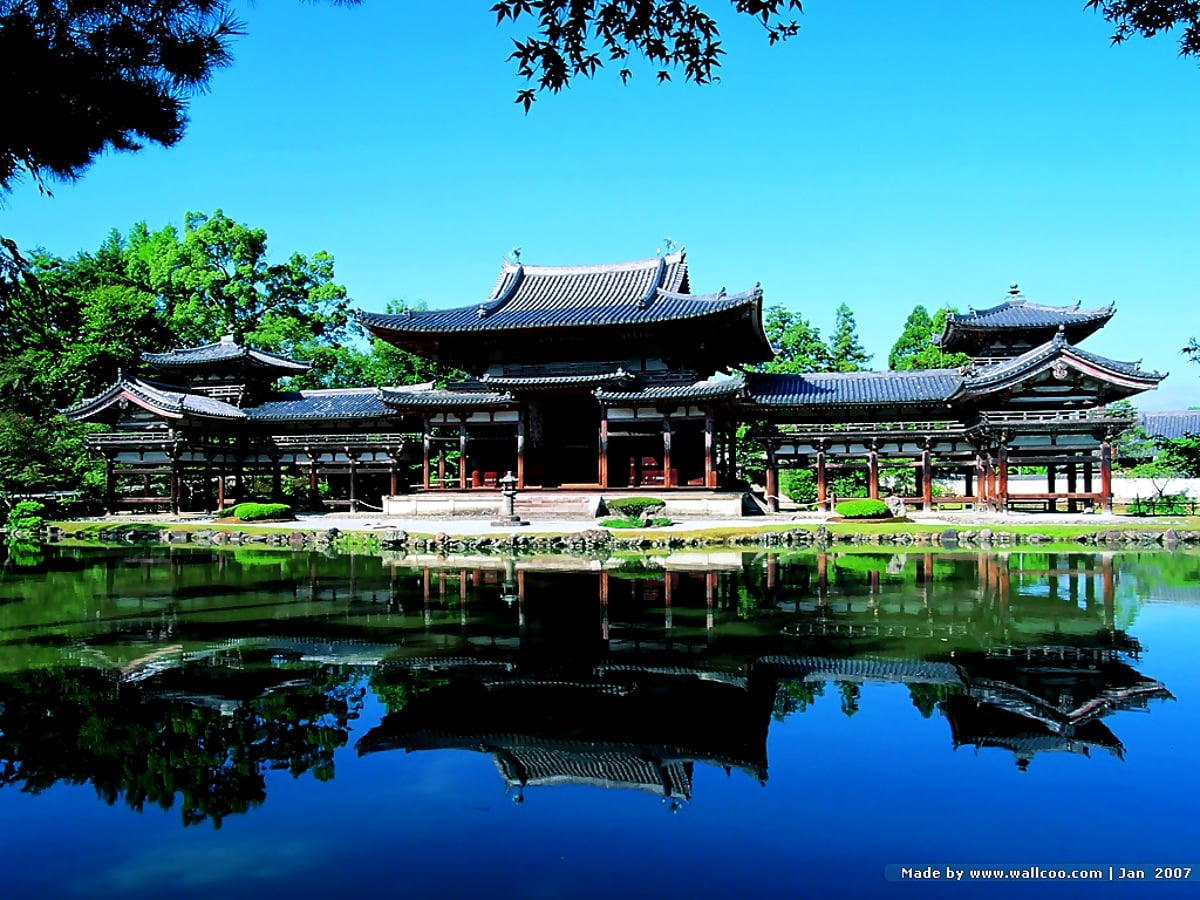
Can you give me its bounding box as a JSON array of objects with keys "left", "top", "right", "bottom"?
[
  {"left": 705, "top": 572, "right": 716, "bottom": 632},
  {"left": 459, "top": 422, "right": 468, "bottom": 490},
  {"left": 348, "top": 451, "right": 359, "bottom": 513},
  {"left": 868, "top": 446, "right": 879, "bottom": 500},
  {"left": 169, "top": 458, "right": 180, "bottom": 516},
  {"left": 704, "top": 411, "right": 716, "bottom": 488},
  {"left": 600, "top": 570, "right": 610, "bottom": 641},
  {"left": 437, "top": 450, "right": 446, "bottom": 490},
  {"left": 218, "top": 465, "right": 227, "bottom": 510},
  {"left": 997, "top": 443, "right": 1009, "bottom": 512},
  {"left": 662, "top": 414, "right": 673, "bottom": 488},
  {"left": 389, "top": 458, "right": 398, "bottom": 496},
  {"left": 921, "top": 445, "right": 933, "bottom": 511},
  {"left": 1046, "top": 462, "right": 1057, "bottom": 512},
  {"left": 1066, "top": 461, "right": 1078, "bottom": 513},
  {"left": 964, "top": 466, "right": 974, "bottom": 498},
  {"left": 1083, "top": 459, "right": 1094, "bottom": 504},
  {"left": 1101, "top": 554, "right": 1115, "bottom": 629},
  {"left": 516, "top": 414, "right": 526, "bottom": 488},
  {"left": 816, "top": 447, "right": 827, "bottom": 511},
  {"left": 766, "top": 449, "right": 779, "bottom": 513},
  {"left": 422, "top": 418, "right": 431, "bottom": 490},
  {"left": 985, "top": 454, "right": 996, "bottom": 505},
  {"left": 599, "top": 411, "right": 609, "bottom": 488},
  {"left": 103, "top": 454, "right": 115, "bottom": 514},
  {"left": 1100, "top": 440, "right": 1113, "bottom": 513}
]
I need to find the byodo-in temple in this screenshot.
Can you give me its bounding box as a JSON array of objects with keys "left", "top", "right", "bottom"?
[{"left": 64, "top": 252, "right": 1165, "bottom": 514}]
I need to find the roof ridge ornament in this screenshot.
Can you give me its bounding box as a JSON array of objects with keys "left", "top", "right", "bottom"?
[
  {"left": 1008, "top": 283, "right": 1025, "bottom": 305},
  {"left": 637, "top": 255, "right": 668, "bottom": 309}
]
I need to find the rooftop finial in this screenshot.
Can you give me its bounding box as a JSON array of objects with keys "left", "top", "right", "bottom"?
[
  {"left": 509, "top": 246, "right": 521, "bottom": 262},
  {"left": 663, "top": 236, "right": 677, "bottom": 252},
  {"left": 1009, "top": 283, "right": 1020, "bottom": 296}
]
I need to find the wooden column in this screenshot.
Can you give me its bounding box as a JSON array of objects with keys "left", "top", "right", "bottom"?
[
  {"left": 437, "top": 449, "right": 446, "bottom": 490},
  {"left": 964, "top": 466, "right": 973, "bottom": 498},
  {"left": 662, "top": 414, "right": 673, "bottom": 488},
  {"left": 348, "top": 451, "right": 359, "bottom": 513},
  {"left": 307, "top": 454, "right": 319, "bottom": 503},
  {"left": 1046, "top": 462, "right": 1058, "bottom": 512},
  {"left": 997, "top": 443, "right": 1009, "bottom": 512},
  {"left": 422, "top": 418, "right": 431, "bottom": 490},
  {"left": 868, "top": 445, "right": 879, "bottom": 500},
  {"left": 1066, "top": 461, "right": 1078, "bottom": 513},
  {"left": 1083, "top": 459, "right": 1094, "bottom": 501},
  {"left": 816, "top": 447, "right": 828, "bottom": 511},
  {"left": 389, "top": 458, "right": 398, "bottom": 497},
  {"left": 516, "top": 414, "right": 526, "bottom": 488},
  {"left": 169, "top": 458, "right": 180, "bottom": 515},
  {"left": 104, "top": 455, "right": 115, "bottom": 514},
  {"left": 766, "top": 449, "right": 779, "bottom": 513},
  {"left": 1100, "top": 440, "right": 1113, "bottom": 514},
  {"left": 921, "top": 445, "right": 933, "bottom": 512},
  {"left": 270, "top": 455, "right": 283, "bottom": 503},
  {"left": 704, "top": 411, "right": 715, "bottom": 488},
  {"left": 459, "top": 421, "right": 468, "bottom": 490},
  {"left": 600, "top": 570, "right": 610, "bottom": 641},
  {"left": 599, "top": 411, "right": 609, "bottom": 488},
  {"left": 985, "top": 454, "right": 996, "bottom": 505},
  {"left": 217, "top": 466, "right": 226, "bottom": 510},
  {"left": 976, "top": 452, "right": 989, "bottom": 506}
]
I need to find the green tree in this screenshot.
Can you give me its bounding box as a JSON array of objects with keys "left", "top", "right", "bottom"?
[
  {"left": 889, "top": 305, "right": 970, "bottom": 370},
  {"left": 135, "top": 210, "right": 351, "bottom": 354},
  {"left": 290, "top": 301, "right": 455, "bottom": 389},
  {"left": 827, "top": 303, "right": 871, "bottom": 372},
  {"left": 759, "top": 305, "right": 831, "bottom": 374}
]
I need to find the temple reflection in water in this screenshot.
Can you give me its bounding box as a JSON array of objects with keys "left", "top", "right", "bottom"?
[{"left": 0, "top": 546, "right": 1177, "bottom": 820}]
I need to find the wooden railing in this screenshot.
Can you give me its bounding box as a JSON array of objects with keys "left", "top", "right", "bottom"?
[
  {"left": 270, "top": 433, "right": 415, "bottom": 448},
  {"left": 981, "top": 410, "right": 1136, "bottom": 425},
  {"left": 763, "top": 420, "right": 967, "bottom": 438}
]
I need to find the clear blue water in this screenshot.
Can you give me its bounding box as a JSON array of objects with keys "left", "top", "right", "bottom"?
[{"left": 0, "top": 544, "right": 1197, "bottom": 898}]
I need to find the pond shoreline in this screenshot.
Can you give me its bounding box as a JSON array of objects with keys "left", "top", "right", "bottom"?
[{"left": 44, "top": 513, "right": 1200, "bottom": 555}]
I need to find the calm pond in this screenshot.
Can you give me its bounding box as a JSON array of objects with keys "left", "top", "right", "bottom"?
[{"left": 0, "top": 544, "right": 1198, "bottom": 898}]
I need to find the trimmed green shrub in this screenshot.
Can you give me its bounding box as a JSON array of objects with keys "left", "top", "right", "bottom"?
[
  {"left": 219, "top": 502, "right": 294, "bottom": 521},
  {"left": 5, "top": 500, "right": 46, "bottom": 535},
  {"left": 604, "top": 497, "right": 665, "bottom": 518},
  {"left": 835, "top": 499, "right": 891, "bottom": 519},
  {"left": 780, "top": 469, "right": 816, "bottom": 503},
  {"left": 600, "top": 516, "right": 673, "bottom": 529}
]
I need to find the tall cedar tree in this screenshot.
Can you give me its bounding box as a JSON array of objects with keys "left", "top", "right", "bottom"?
[
  {"left": 758, "top": 306, "right": 832, "bottom": 374},
  {"left": 827, "top": 303, "right": 871, "bottom": 372}
]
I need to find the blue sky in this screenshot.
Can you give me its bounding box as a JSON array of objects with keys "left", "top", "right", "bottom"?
[{"left": 3, "top": 2, "right": 1198, "bottom": 407}]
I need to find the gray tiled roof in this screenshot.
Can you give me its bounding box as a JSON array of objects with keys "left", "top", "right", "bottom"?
[
  {"left": 143, "top": 337, "right": 311, "bottom": 372},
  {"left": 963, "top": 335, "right": 1163, "bottom": 391},
  {"left": 247, "top": 389, "right": 392, "bottom": 422},
  {"left": 595, "top": 376, "right": 746, "bottom": 404},
  {"left": 1141, "top": 411, "right": 1200, "bottom": 440},
  {"left": 482, "top": 369, "right": 635, "bottom": 389},
  {"left": 378, "top": 385, "right": 515, "bottom": 409},
  {"left": 356, "top": 252, "right": 763, "bottom": 334},
  {"left": 744, "top": 370, "right": 963, "bottom": 407},
  {"left": 62, "top": 378, "right": 246, "bottom": 421},
  {"left": 945, "top": 288, "right": 1114, "bottom": 331}
]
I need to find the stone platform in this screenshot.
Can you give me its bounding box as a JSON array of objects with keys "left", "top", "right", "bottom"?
[{"left": 380, "top": 489, "right": 758, "bottom": 519}]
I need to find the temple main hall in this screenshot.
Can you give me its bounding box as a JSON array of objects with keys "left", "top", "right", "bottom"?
[{"left": 65, "top": 252, "right": 1164, "bottom": 515}]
